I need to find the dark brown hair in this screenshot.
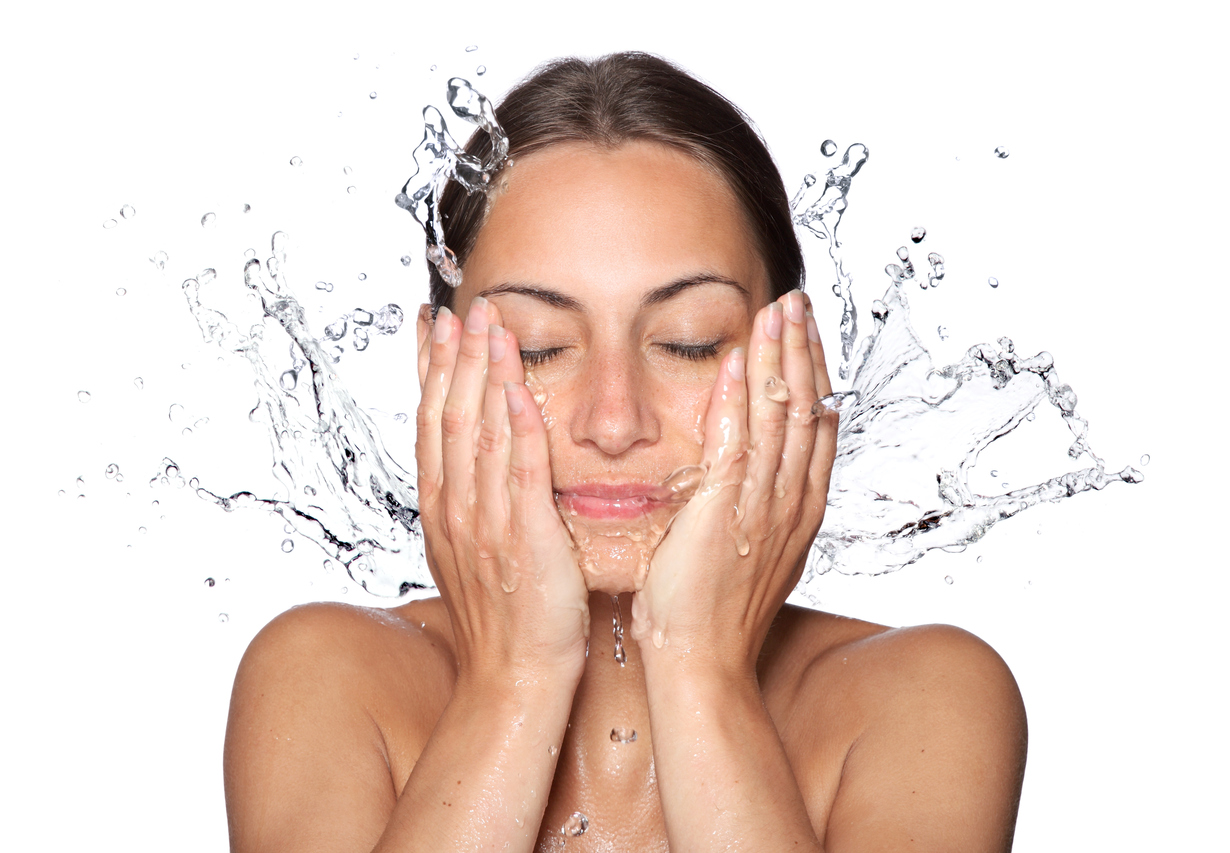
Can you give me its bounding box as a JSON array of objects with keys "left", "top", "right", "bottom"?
[{"left": 428, "top": 52, "right": 804, "bottom": 309}]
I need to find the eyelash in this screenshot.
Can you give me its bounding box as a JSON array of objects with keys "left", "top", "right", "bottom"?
[{"left": 518, "top": 341, "right": 722, "bottom": 367}]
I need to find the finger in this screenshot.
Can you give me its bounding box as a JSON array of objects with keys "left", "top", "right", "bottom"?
[
  {"left": 776, "top": 290, "right": 821, "bottom": 500},
  {"left": 414, "top": 305, "right": 460, "bottom": 491},
  {"left": 743, "top": 300, "right": 787, "bottom": 512},
  {"left": 440, "top": 297, "right": 496, "bottom": 492},
  {"left": 701, "top": 347, "right": 749, "bottom": 483},
  {"left": 504, "top": 380, "right": 559, "bottom": 537},
  {"left": 416, "top": 303, "right": 432, "bottom": 392},
  {"left": 474, "top": 325, "right": 521, "bottom": 526},
  {"left": 802, "top": 294, "right": 838, "bottom": 510}
]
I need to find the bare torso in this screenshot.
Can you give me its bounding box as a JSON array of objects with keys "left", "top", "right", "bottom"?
[{"left": 225, "top": 594, "right": 1023, "bottom": 851}]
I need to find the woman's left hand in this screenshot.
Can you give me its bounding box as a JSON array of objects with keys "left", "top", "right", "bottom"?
[{"left": 630, "top": 289, "right": 837, "bottom": 673}]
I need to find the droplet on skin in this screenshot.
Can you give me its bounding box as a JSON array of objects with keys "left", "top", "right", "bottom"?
[
  {"left": 548, "top": 744, "right": 558, "bottom": 756},
  {"left": 610, "top": 727, "right": 637, "bottom": 744},
  {"left": 995, "top": 146, "right": 1010, "bottom": 159},
  {"left": 281, "top": 538, "right": 294, "bottom": 553},
  {"left": 910, "top": 226, "right": 926, "bottom": 243},
  {"left": 500, "top": 575, "right": 520, "bottom": 593},
  {"left": 820, "top": 139, "right": 838, "bottom": 156},
  {"left": 734, "top": 531, "right": 751, "bottom": 556},
  {"left": 561, "top": 812, "right": 588, "bottom": 838},
  {"left": 764, "top": 375, "right": 789, "bottom": 403}
]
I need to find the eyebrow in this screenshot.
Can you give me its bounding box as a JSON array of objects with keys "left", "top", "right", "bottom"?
[{"left": 477, "top": 273, "right": 747, "bottom": 312}]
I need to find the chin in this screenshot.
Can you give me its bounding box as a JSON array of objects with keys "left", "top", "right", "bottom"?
[{"left": 571, "top": 527, "right": 664, "bottom": 595}]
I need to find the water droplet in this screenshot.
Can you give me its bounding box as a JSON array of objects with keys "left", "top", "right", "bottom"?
[
  {"left": 394, "top": 412, "right": 409, "bottom": 424},
  {"left": 1140, "top": 454, "right": 1150, "bottom": 466},
  {"left": 102, "top": 219, "right": 117, "bottom": 229},
  {"left": 476, "top": 65, "right": 486, "bottom": 76},
  {"left": 289, "top": 156, "right": 302, "bottom": 166},
  {"left": 735, "top": 532, "right": 751, "bottom": 556},
  {"left": 281, "top": 538, "right": 295, "bottom": 553},
  {"left": 811, "top": 390, "right": 859, "bottom": 414},
  {"left": 242, "top": 203, "right": 251, "bottom": 213},
  {"left": 77, "top": 390, "right": 91, "bottom": 403},
  {"left": 353, "top": 308, "right": 374, "bottom": 326},
  {"left": 150, "top": 250, "right": 168, "bottom": 270},
  {"left": 1025, "top": 411, "right": 1036, "bottom": 421},
  {"left": 976, "top": 555, "right": 984, "bottom": 564},
  {"left": 346, "top": 186, "right": 357, "bottom": 194},
  {"left": 561, "top": 812, "right": 588, "bottom": 838},
  {"left": 243, "top": 248, "right": 257, "bottom": 260},
  {"left": 201, "top": 212, "right": 216, "bottom": 228},
  {"left": 357, "top": 272, "right": 367, "bottom": 281},
  {"left": 465, "top": 44, "right": 478, "bottom": 52},
  {"left": 429, "top": 64, "right": 437, "bottom": 71},
  {"left": 105, "top": 463, "right": 120, "bottom": 479},
  {"left": 944, "top": 575, "right": 954, "bottom": 585},
  {"left": 324, "top": 319, "right": 348, "bottom": 341},
  {"left": 995, "top": 146, "right": 1010, "bottom": 159},
  {"left": 119, "top": 204, "right": 136, "bottom": 220},
  {"left": 115, "top": 287, "right": 126, "bottom": 296},
  {"left": 400, "top": 255, "right": 413, "bottom": 266},
  {"left": 910, "top": 226, "right": 926, "bottom": 243},
  {"left": 764, "top": 375, "right": 789, "bottom": 403},
  {"left": 368, "top": 91, "right": 377, "bottom": 99},
  {"left": 610, "top": 727, "right": 637, "bottom": 743},
  {"left": 988, "top": 276, "right": 999, "bottom": 288},
  {"left": 199, "top": 268, "right": 217, "bottom": 285},
  {"left": 820, "top": 139, "right": 838, "bottom": 156},
  {"left": 353, "top": 328, "right": 370, "bottom": 351},
  {"left": 205, "top": 577, "right": 215, "bottom": 587},
  {"left": 937, "top": 325, "right": 948, "bottom": 341},
  {"left": 315, "top": 281, "right": 334, "bottom": 293},
  {"left": 218, "top": 613, "right": 229, "bottom": 623},
  {"left": 547, "top": 744, "right": 558, "bottom": 756},
  {"left": 990, "top": 469, "right": 999, "bottom": 478}
]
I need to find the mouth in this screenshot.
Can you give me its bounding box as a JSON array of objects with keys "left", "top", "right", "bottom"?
[{"left": 554, "top": 483, "right": 672, "bottom": 521}]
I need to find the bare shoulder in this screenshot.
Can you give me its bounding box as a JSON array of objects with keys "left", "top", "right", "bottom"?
[
  {"left": 765, "top": 608, "right": 1027, "bottom": 852},
  {"left": 224, "top": 599, "right": 455, "bottom": 853}
]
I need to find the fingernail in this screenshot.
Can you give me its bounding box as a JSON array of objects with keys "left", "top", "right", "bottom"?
[
  {"left": 785, "top": 289, "right": 804, "bottom": 323},
  {"left": 489, "top": 324, "right": 507, "bottom": 362},
  {"left": 765, "top": 302, "right": 783, "bottom": 340},
  {"left": 434, "top": 306, "right": 453, "bottom": 343},
  {"left": 728, "top": 347, "right": 745, "bottom": 381},
  {"left": 503, "top": 381, "right": 524, "bottom": 415},
  {"left": 465, "top": 296, "right": 488, "bottom": 334},
  {"left": 806, "top": 313, "right": 821, "bottom": 343}
]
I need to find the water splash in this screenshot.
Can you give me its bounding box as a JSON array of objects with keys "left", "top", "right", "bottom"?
[
  {"left": 394, "top": 78, "right": 509, "bottom": 287},
  {"left": 159, "top": 122, "right": 1139, "bottom": 599}
]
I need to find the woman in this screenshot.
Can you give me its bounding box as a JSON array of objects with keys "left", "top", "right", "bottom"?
[{"left": 224, "top": 53, "right": 1026, "bottom": 852}]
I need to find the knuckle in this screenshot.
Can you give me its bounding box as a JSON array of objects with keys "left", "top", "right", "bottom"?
[
  {"left": 439, "top": 404, "right": 470, "bottom": 438},
  {"left": 416, "top": 402, "right": 441, "bottom": 434}
]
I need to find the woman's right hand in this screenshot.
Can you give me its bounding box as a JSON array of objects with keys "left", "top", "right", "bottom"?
[{"left": 415, "top": 297, "right": 590, "bottom": 686}]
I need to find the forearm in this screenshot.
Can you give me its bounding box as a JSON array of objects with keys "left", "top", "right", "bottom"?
[
  {"left": 643, "top": 654, "right": 822, "bottom": 853},
  {"left": 372, "top": 673, "right": 578, "bottom": 853}
]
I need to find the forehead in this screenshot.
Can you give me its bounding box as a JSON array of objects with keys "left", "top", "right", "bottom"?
[{"left": 458, "top": 140, "right": 768, "bottom": 307}]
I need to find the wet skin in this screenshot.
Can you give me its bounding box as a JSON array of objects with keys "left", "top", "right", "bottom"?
[{"left": 224, "top": 141, "right": 1027, "bottom": 852}]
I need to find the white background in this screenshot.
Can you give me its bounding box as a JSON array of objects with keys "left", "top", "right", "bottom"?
[{"left": 2, "top": 1, "right": 1226, "bottom": 848}]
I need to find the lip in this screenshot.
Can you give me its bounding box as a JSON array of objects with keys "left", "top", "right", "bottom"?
[{"left": 555, "top": 483, "right": 669, "bottom": 521}]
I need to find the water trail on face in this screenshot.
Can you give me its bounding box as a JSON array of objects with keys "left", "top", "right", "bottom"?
[{"left": 789, "top": 145, "right": 1142, "bottom": 597}]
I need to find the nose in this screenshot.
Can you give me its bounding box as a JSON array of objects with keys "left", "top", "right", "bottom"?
[{"left": 570, "top": 346, "right": 659, "bottom": 456}]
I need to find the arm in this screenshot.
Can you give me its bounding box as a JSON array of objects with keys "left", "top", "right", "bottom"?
[{"left": 225, "top": 298, "right": 590, "bottom": 852}]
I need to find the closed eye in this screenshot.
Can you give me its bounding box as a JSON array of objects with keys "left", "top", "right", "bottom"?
[
  {"left": 518, "top": 347, "right": 567, "bottom": 367},
  {"left": 661, "top": 341, "right": 722, "bottom": 361}
]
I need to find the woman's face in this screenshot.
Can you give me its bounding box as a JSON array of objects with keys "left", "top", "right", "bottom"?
[{"left": 455, "top": 140, "right": 771, "bottom": 594}]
